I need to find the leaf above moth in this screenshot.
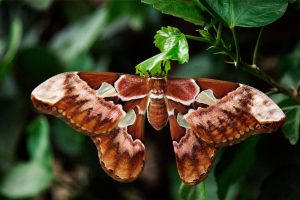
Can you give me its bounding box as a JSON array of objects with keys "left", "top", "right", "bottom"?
[{"left": 31, "top": 72, "right": 285, "bottom": 185}]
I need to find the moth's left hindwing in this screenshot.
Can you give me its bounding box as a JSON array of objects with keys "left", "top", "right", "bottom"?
[{"left": 31, "top": 72, "right": 148, "bottom": 182}]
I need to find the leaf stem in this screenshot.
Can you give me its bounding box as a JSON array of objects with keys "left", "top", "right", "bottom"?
[
  {"left": 252, "top": 27, "right": 264, "bottom": 67},
  {"left": 185, "top": 34, "right": 207, "bottom": 42},
  {"left": 185, "top": 31, "right": 300, "bottom": 103},
  {"left": 0, "top": 16, "right": 22, "bottom": 81},
  {"left": 215, "top": 23, "right": 222, "bottom": 46},
  {"left": 282, "top": 105, "right": 300, "bottom": 111},
  {"left": 238, "top": 61, "right": 300, "bottom": 103},
  {"left": 230, "top": 27, "right": 240, "bottom": 67}
]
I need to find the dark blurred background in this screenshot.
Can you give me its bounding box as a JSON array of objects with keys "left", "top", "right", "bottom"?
[{"left": 0, "top": 0, "right": 300, "bottom": 200}]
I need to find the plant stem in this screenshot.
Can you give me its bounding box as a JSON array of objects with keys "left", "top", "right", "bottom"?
[
  {"left": 282, "top": 105, "right": 300, "bottom": 111},
  {"left": 185, "top": 32, "right": 300, "bottom": 103},
  {"left": 185, "top": 35, "right": 207, "bottom": 42},
  {"left": 215, "top": 23, "right": 222, "bottom": 46},
  {"left": 238, "top": 61, "right": 300, "bottom": 103},
  {"left": 0, "top": 16, "right": 22, "bottom": 81},
  {"left": 252, "top": 27, "right": 264, "bottom": 67},
  {"left": 230, "top": 27, "right": 240, "bottom": 67}
]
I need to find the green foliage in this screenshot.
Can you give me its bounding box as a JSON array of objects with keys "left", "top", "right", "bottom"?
[
  {"left": 142, "top": 0, "right": 206, "bottom": 25},
  {"left": 0, "top": 16, "right": 22, "bottom": 80},
  {"left": 52, "top": 118, "right": 84, "bottom": 157},
  {"left": 154, "top": 26, "right": 189, "bottom": 63},
  {"left": 23, "top": 0, "right": 53, "bottom": 10},
  {"left": 0, "top": 162, "right": 53, "bottom": 198},
  {"left": 215, "top": 136, "right": 260, "bottom": 200},
  {"left": 27, "top": 117, "right": 52, "bottom": 165},
  {"left": 179, "top": 182, "right": 205, "bottom": 200},
  {"left": 50, "top": 7, "right": 108, "bottom": 64},
  {"left": 282, "top": 107, "right": 300, "bottom": 144},
  {"left": 0, "top": 0, "right": 299, "bottom": 200},
  {"left": 0, "top": 117, "right": 53, "bottom": 198},
  {"left": 204, "top": 0, "right": 289, "bottom": 27},
  {"left": 136, "top": 26, "right": 188, "bottom": 76}
]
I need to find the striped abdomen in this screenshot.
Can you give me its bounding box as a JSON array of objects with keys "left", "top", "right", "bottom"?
[{"left": 147, "top": 98, "right": 168, "bottom": 131}]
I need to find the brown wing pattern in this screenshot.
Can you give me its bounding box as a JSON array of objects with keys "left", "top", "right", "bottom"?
[
  {"left": 166, "top": 99, "right": 218, "bottom": 185},
  {"left": 166, "top": 78, "right": 285, "bottom": 185},
  {"left": 91, "top": 97, "right": 148, "bottom": 182},
  {"left": 31, "top": 73, "right": 285, "bottom": 184},
  {"left": 31, "top": 72, "right": 148, "bottom": 182},
  {"left": 185, "top": 84, "right": 285, "bottom": 147},
  {"left": 31, "top": 72, "right": 125, "bottom": 134}
]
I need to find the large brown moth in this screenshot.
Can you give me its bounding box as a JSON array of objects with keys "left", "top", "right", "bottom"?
[{"left": 31, "top": 72, "right": 285, "bottom": 185}]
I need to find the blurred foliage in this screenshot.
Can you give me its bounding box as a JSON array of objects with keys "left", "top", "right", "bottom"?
[{"left": 0, "top": 0, "right": 299, "bottom": 200}]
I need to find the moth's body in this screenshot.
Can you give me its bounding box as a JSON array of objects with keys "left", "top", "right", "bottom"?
[
  {"left": 31, "top": 72, "right": 285, "bottom": 185},
  {"left": 148, "top": 77, "right": 168, "bottom": 130}
]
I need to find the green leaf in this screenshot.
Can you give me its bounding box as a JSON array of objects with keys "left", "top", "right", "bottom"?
[
  {"left": 107, "top": 0, "right": 148, "bottom": 31},
  {"left": 282, "top": 107, "right": 300, "bottom": 145},
  {"left": 0, "top": 88, "right": 25, "bottom": 167},
  {"left": 179, "top": 182, "right": 206, "bottom": 200},
  {"left": 136, "top": 26, "right": 189, "bottom": 76},
  {"left": 0, "top": 16, "right": 22, "bottom": 80},
  {"left": 136, "top": 52, "right": 168, "bottom": 76},
  {"left": 52, "top": 118, "right": 84, "bottom": 157},
  {"left": 280, "top": 66, "right": 300, "bottom": 89},
  {"left": 50, "top": 7, "right": 107, "bottom": 64},
  {"left": 67, "top": 52, "right": 95, "bottom": 71},
  {"left": 23, "top": 0, "right": 53, "bottom": 10},
  {"left": 0, "top": 117, "right": 53, "bottom": 198},
  {"left": 205, "top": 173, "right": 219, "bottom": 200},
  {"left": 204, "top": 0, "right": 289, "bottom": 27},
  {"left": 154, "top": 26, "right": 189, "bottom": 63},
  {"left": 142, "top": 0, "right": 206, "bottom": 25},
  {"left": 0, "top": 161, "right": 52, "bottom": 198},
  {"left": 215, "top": 136, "right": 260, "bottom": 200},
  {"left": 26, "top": 116, "right": 52, "bottom": 166}
]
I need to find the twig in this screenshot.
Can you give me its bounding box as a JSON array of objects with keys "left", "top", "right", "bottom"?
[
  {"left": 215, "top": 23, "right": 222, "bottom": 46},
  {"left": 252, "top": 27, "right": 264, "bottom": 67},
  {"left": 185, "top": 32, "right": 300, "bottom": 103},
  {"left": 282, "top": 105, "right": 300, "bottom": 111},
  {"left": 230, "top": 27, "right": 240, "bottom": 67}
]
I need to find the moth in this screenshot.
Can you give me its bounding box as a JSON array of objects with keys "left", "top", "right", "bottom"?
[{"left": 31, "top": 72, "right": 285, "bottom": 185}]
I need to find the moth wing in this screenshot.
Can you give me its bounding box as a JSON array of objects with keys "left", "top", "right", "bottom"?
[
  {"left": 31, "top": 72, "right": 123, "bottom": 134},
  {"left": 166, "top": 78, "right": 285, "bottom": 184},
  {"left": 31, "top": 72, "right": 149, "bottom": 181},
  {"left": 91, "top": 96, "right": 148, "bottom": 181},
  {"left": 184, "top": 79, "right": 285, "bottom": 146},
  {"left": 166, "top": 99, "right": 218, "bottom": 185}
]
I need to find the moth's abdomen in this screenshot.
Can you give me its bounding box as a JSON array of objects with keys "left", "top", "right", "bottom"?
[{"left": 147, "top": 98, "right": 168, "bottom": 131}]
